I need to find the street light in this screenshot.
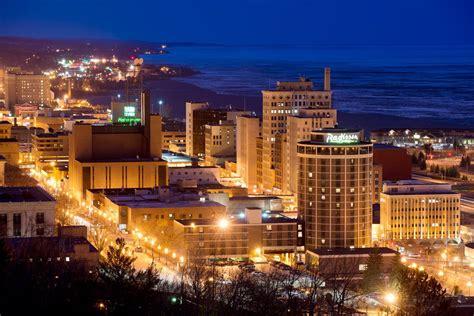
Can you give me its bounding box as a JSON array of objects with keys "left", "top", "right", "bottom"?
[
  {"left": 384, "top": 292, "right": 397, "bottom": 304},
  {"left": 218, "top": 219, "right": 229, "bottom": 229},
  {"left": 438, "top": 271, "right": 444, "bottom": 277}
]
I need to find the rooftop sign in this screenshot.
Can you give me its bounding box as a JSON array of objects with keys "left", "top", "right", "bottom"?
[{"left": 325, "top": 133, "right": 359, "bottom": 144}]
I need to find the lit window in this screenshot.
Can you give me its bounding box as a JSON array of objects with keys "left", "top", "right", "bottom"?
[
  {"left": 65, "top": 257, "right": 70, "bottom": 262},
  {"left": 308, "top": 172, "right": 313, "bottom": 178},
  {"left": 335, "top": 188, "right": 341, "bottom": 193}
]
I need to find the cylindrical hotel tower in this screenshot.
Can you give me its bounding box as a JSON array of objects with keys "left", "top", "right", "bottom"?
[{"left": 297, "top": 129, "right": 372, "bottom": 249}]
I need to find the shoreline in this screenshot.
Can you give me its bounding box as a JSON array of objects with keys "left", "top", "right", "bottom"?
[{"left": 85, "top": 79, "right": 471, "bottom": 133}]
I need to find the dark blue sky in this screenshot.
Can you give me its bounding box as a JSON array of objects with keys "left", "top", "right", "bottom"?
[{"left": 1, "top": 0, "right": 473, "bottom": 45}]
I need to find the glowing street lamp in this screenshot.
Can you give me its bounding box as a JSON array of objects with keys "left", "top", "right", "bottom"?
[
  {"left": 218, "top": 219, "right": 229, "bottom": 229},
  {"left": 384, "top": 292, "right": 397, "bottom": 304},
  {"left": 438, "top": 271, "right": 444, "bottom": 277}
]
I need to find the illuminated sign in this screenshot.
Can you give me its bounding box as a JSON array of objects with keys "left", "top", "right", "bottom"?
[
  {"left": 123, "top": 106, "right": 136, "bottom": 117},
  {"left": 117, "top": 117, "right": 141, "bottom": 124},
  {"left": 325, "top": 133, "right": 359, "bottom": 144}
]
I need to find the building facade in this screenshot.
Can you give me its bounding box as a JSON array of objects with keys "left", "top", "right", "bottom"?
[
  {"left": 69, "top": 90, "right": 167, "bottom": 201},
  {"left": 285, "top": 108, "right": 338, "bottom": 195},
  {"left": 4, "top": 69, "right": 51, "bottom": 109},
  {"left": 0, "top": 186, "right": 56, "bottom": 237},
  {"left": 205, "top": 121, "right": 236, "bottom": 165},
  {"left": 262, "top": 70, "right": 332, "bottom": 192},
  {"left": 32, "top": 132, "right": 69, "bottom": 164},
  {"left": 297, "top": 129, "right": 373, "bottom": 249},
  {"left": 379, "top": 180, "right": 461, "bottom": 243},
  {"left": 174, "top": 208, "right": 302, "bottom": 259},
  {"left": 185, "top": 101, "right": 249, "bottom": 158},
  {"left": 236, "top": 115, "right": 262, "bottom": 192}
]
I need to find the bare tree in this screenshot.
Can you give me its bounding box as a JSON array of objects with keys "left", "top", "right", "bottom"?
[{"left": 89, "top": 224, "right": 110, "bottom": 255}]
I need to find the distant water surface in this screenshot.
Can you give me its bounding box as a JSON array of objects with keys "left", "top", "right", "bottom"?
[{"left": 145, "top": 44, "right": 474, "bottom": 124}]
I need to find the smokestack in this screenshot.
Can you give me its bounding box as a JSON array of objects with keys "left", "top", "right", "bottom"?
[
  {"left": 141, "top": 89, "right": 151, "bottom": 156},
  {"left": 140, "top": 89, "right": 151, "bottom": 127},
  {"left": 324, "top": 67, "right": 331, "bottom": 91}
]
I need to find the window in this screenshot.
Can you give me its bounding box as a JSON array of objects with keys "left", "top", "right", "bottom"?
[
  {"left": 13, "top": 213, "right": 21, "bottom": 236},
  {"left": 266, "top": 225, "right": 272, "bottom": 231},
  {"left": 0, "top": 214, "right": 7, "bottom": 236},
  {"left": 143, "top": 214, "right": 152, "bottom": 221}
]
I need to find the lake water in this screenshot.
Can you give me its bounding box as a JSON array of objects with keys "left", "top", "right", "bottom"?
[{"left": 145, "top": 44, "right": 474, "bottom": 124}]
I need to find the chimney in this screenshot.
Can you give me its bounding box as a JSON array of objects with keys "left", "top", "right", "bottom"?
[
  {"left": 141, "top": 89, "right": 151, "bottom": 156},
  {"left": 324, "top": 67, "right": 331, "bottom": 91}
]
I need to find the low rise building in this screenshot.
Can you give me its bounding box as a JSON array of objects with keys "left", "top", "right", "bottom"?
[
  {"left": 0, "top": 121, "right": 12, "bottom": 138},
  {"left": 306, "top": 247, "right": 399, "bottom": 278},
  {"left": 379, "top": 180, "right": 461, "bottom": 244},
  {"left": 4, "top": 225, "right": 98, "bottom": 267},
  {"left": 32, "top": 131, "right": 69, "bottom": 165},
  {"left": 0, "top": 138, "right": 19, "bottom": 165},
  {"left": 174, "top": 208, "right": 302, "bottom": 259},
  {"left": 169, "top": 166, "right": 220, "bottom": 186},
  {"left": 0, "top": 186, "right": 56, "bottom": 237}
]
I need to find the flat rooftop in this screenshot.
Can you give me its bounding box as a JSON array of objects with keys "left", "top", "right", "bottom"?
[
  {"left": 308, "top": 247, "right": 398, "bottom": 256},
  {"left": 176, "top": 213, "right": 296, "bottom": 226},
  {"left": 76, "top": 157, "right": 165, "bottom": 163},
  {"left": 116, "top": 199, "right": 225, "bottom": 209},
  {"left": 5, "top": 236, "right": 98, "bottom": 254},
  {"left": 0, "top": 186, "right": 55, "bottom": 203}
]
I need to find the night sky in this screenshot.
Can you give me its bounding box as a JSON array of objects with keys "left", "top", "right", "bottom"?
[{"left": 1, "top": 0, "right": 473, "bottom": 45}]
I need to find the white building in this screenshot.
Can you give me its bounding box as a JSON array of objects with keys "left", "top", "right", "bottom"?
[{"left": 0, "top": 186, "right": 56, "bottom": 237}]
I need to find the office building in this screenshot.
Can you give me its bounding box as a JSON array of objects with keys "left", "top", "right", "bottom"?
[
  {"left": 285, "top": 108, "right": 338, "bottom": 195},
  {"left": 379, "top": 180, "right": 461, "bottom": 243},
  {"left": 0, "top": 186, "right": 56, "bottom": 237},
  {"left": 298, "top": 128, "right": 373, "bottom": 249},
  {"left": 0, "top": 138, "right": 19, "bottom": 165},
  {"left": 32, "top": 131, "right": 69, "bottom": 164},
  {"left": 162, "top": 119, "right": 186, "bottom": 153},
  {"left": 69, "top": 90, "right": 167, "bottom": 201},
  {"left": 0, "top": 121, "right": 12, "bottom": 138},
  {"left": 86, "top": 187, "right": 226, "bottom": 230},
  {"left": 262, "top": 70, "right": 332, "bottom": 191},
  {"left": 174, "top": 208, "right": 302, "bottom": 259},
  {"left": 204, "top": 120, "right": 236, "bottom": 165},
  {"left": 185, "top": 101, "right": 250, "bottom": 158},
  {"left": 236, "top": 115, "right": 262, "bottom": 192},
  {"left": 4, "top": 69, "right": 51, "bottom": 109}
]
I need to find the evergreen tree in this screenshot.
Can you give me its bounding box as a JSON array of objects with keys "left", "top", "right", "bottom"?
[{"left": 362, "top": 249, "right": 383, "bottom": 294}]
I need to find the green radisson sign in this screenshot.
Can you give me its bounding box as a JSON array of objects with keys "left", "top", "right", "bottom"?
[
  {"left": 325, "top": 133, "right": 359, "bottom": 144},
  {"left": 117, "top": 117, "right": 141, "bottom": 124}
]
